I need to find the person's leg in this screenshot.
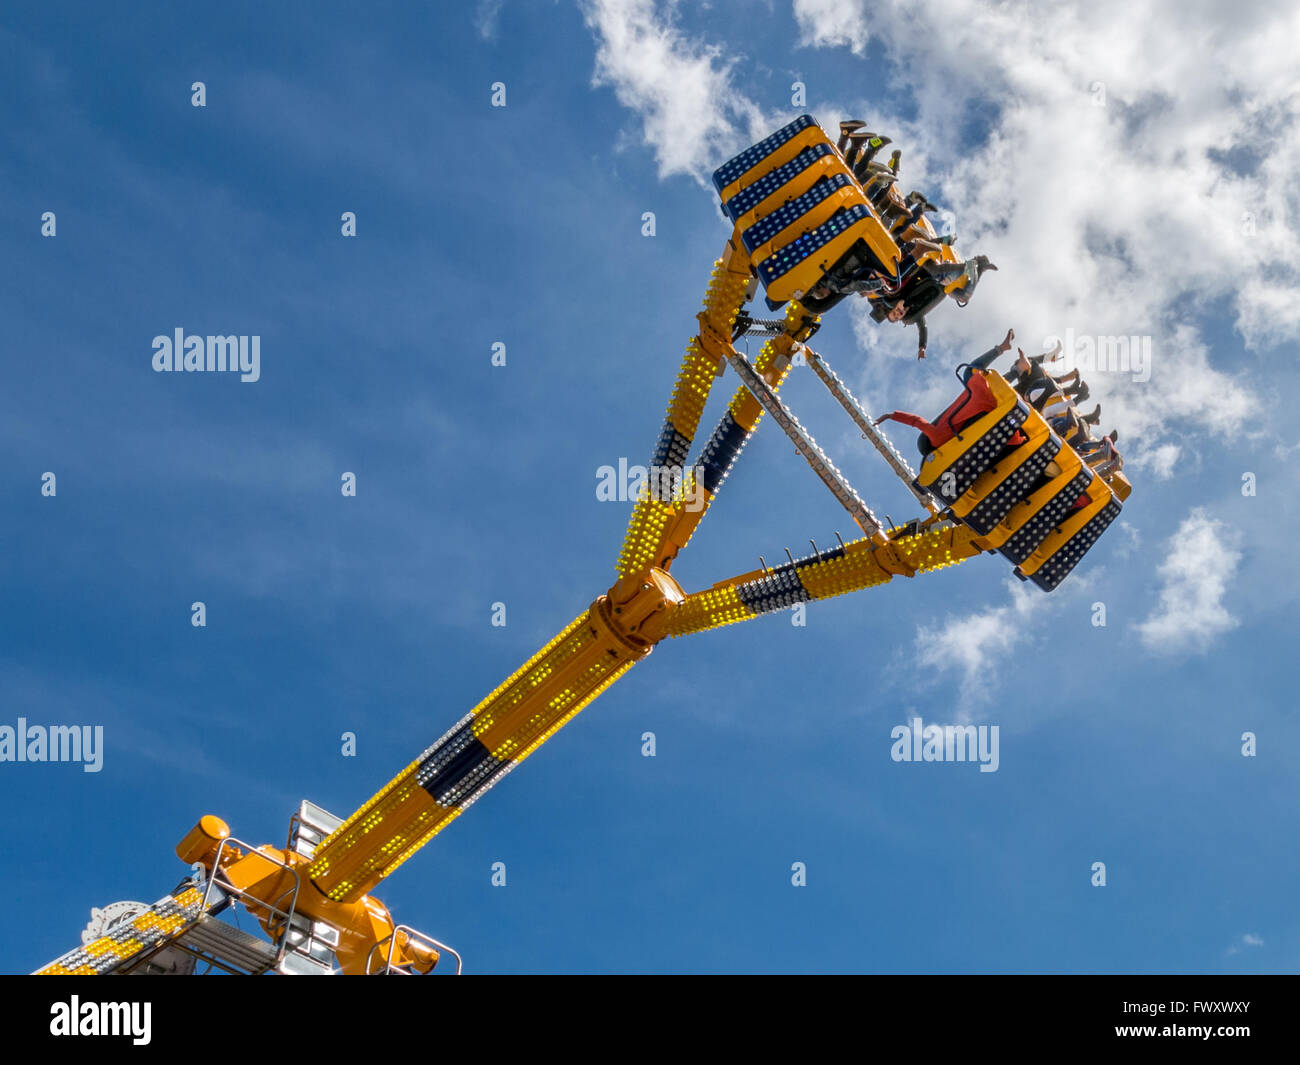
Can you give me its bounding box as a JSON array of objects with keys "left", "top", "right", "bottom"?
[
  {"left": 889, "top": 204, "right": 923, "bottom": 235},
  {"left": 1030, "top": 382, "right": 1062, "bottom": 412},
  {"left": 844, "top": 274, "right": 889, "bottom": 296},
  {"left": 952, "top": 256, "right": 997, "bottom": 305},
  {"left": 961, "top": 346, "right": 1004, "bottom": 381},
  {"left": 927, "top": 260, "right": 967, "bottom": 284},
  {"left": 1041, "top": 390, "right": 1073, "bottom": 416},
  {"left": 860, "top": 136, "right": 890, "bottom": 166}
]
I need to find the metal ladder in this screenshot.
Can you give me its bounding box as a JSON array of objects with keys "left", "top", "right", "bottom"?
[
  {"left": 804, "top": 347, "right": 939, "bottom": 514},
  {"left": 723, "top": 345, "right": 883, "bottom": 538}
]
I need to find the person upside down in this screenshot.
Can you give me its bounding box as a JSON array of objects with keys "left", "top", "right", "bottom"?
[
  {"left": 807, "top": 246, "right": 998, "bottom": 361},
  {"left": 807, "top": 130, "right": 999, "bottom": 359}
]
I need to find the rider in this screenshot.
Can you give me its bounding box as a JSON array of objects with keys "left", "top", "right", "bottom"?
[{"left": 874, "top": 328, "right": 1019, "bottom": 452}]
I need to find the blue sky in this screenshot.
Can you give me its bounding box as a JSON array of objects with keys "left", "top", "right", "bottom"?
[{"left": 1, "top": 0, "right": 1297, "bottom": 974}]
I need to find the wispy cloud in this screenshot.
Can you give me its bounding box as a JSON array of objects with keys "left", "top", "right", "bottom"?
[
  {"left": 476, "top": 0, "right": 505, "bottom": 40},
  {"left": 793, "top": 0, "right": 872, "bottom": 56},
  {"left": 1129, "top": 441, "right": 1180, "bottom": 481},
  {"left": 912, "top": 578, "right": 1056, "bottom": 710},
  {"left": 579, "top": 0, "right": 765, "bottom": 183},
  {"left": 1114, "top": 521, "right": 1141, "bottom": 560},
  {"left": 1225, "top": 932, "right": 1264, "bottom": 955},
  {"left": 1135, "top": 508, "right": 1242, "bottom": 654},
  {"left": 790, "top": 0, "right": 1295, "bottom": 438},
  {"left": 583, "top": 0, "right": 1295, "bottom": 498}
]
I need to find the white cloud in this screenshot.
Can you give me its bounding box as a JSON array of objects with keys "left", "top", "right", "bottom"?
[
  {"left": 793, "top": 0, "right": 871, "bottom": 55},
  {"left": 1135, "top": 508, "right": 1241, "bottom": 654},
  {"left": 1114, "top": 520, "right": 1141, "bottom": 559},
  {"left": 583, "top": 1, "right": 1300, "bottom": 477},
  {"left": 579, "top": 2, "right": 1298, "bottom": 614},
  {"left": 913, "top": 578, "right": 1052, "bottom": 709},
  {"left": 579, "top": 0, "right": 764, "bottom": 182},
  {"left": 475, "top": 0, "right": 503, "bottom": 41},
  {"left": 1226, "top": 932, "right": 1265, "bottom": 955},
  {"left": 788, "top": 0, "right": 1295, "bottom": 446},
  {"left": 1129, "top": 441, "right": 1180, "bottom": 481}
]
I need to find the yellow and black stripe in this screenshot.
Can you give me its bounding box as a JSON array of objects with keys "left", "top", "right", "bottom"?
[
  {"left": 915, "top": 373, "right": 1029, "bottom": 505},
  {"left": 617, "top": 248, "right": 755, "bottom": 579},
  {"left": 307, "top": 609, "right": 642, "bottom": 903},
  {"left": 910, "top": 370, "right": 1127, "bottom": 591},
  {"left": 1016, "top": 486, "right": 1122, "bottom": 591},
  {"left": 37, "top": 885, "right": 205, "bottom": 975},
  {"left": 997, "top": 466, "right": 1096, "bottom": 563},
  {"left": 619, "top": 311, "right": 809, "bottom": 580},
  {"left": 662, "top": 524, "right": 982, "bottom": 638},
  {"left": 724, "top": 142, "right": 840, "bottom": 230},
  {"left": 713, "top": 113, "right": 900, "bottom": 311},
  {"left": 954, "top": 408, "right": 1061, "bottom": 533},
  {"left": 713, "top": 114, "right": 822, "bottom": 203}
]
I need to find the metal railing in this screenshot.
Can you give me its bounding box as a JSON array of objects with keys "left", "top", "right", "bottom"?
[
  {"left": 365, "top": 925, "right": 463, "bottom": 976},
  {"left": 199, "top": 834, "right": 303, "bottom": 970}
]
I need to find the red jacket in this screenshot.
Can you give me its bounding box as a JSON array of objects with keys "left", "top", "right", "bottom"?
[{"left": 879, "top": 371, "right": 1000, "bottom": 449}]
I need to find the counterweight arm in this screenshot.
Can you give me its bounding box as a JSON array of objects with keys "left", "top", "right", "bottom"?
[{"left": 650, "top": 522, "right": 984, "bottom": 639}]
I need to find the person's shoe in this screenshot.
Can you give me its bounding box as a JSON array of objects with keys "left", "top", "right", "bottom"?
[
  {"left": 836, "top": 119, "right": 866, "bottom": 151},
  {"left": 845, "top": 130, "right": 875, "bottom": 165},
  {"left": 856, "top": 136, "right": 890, "bottom": 171}
]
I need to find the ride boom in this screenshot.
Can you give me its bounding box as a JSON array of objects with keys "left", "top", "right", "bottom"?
[{"left": 36, "top": 114, "right": 1124, "bottom": 976}]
